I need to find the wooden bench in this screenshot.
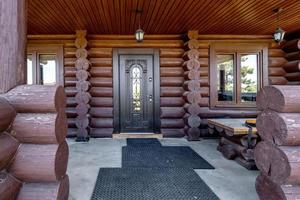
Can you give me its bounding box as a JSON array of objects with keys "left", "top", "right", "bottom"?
[{"left": 207, "top": 118, "right": 258, "bottom": 170}]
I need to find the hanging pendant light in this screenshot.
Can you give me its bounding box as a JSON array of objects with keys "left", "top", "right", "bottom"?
[
  {"left": 273, "top": 8, "right": 286, "bottom": 43},
  {"left": 135, "top": 9, "right": 144, "bottom": 43}
]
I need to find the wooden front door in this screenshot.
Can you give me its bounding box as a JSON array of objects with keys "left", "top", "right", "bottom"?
[
  {"left": 113, "top": 49, "right": 160, "bottom": 134},
  {"left": 119, "top": 55, "right": 154, "bottom": 132}
]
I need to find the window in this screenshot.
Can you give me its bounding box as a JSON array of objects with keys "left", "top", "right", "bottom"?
[
  {"left": 210, "top": 43, "right": 268, "bottom": 108},
  {"left": 27, "top": 45, "right": 64, "bottom": 85}
]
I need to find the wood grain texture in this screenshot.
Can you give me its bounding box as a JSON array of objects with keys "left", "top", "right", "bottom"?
[
  {"left": 0, "top": 172, "right": 22, "bottom": 200},
  {"left": 0, "top": 0, "right": 26, "bottom": 93},
  {"left": 0, "top": 97, "right": 16, "bottom": 132}
]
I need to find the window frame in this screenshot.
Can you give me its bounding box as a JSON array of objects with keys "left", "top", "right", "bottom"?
[
  {"left": 27, "top": 44, "right": 64, "bottom": 86},
  {"left": 210, "top": 42, "right": 268, "bottom": 109}
]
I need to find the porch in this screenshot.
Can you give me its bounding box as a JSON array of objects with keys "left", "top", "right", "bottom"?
[{"left": 1, "top": 0, "right": 300, "bottom": 200}]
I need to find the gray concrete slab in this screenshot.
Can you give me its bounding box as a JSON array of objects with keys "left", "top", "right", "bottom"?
[{"left": 67, "top": 138, "right": 259, "bottom": 200}]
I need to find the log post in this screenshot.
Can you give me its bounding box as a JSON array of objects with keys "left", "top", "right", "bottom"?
[
  {"left": 255, "top": 85, "right": 300, "bottom": 199},
  {"left": 0, "top": 0, "right": 27, "bottom": 93},
  {"left": 182, "top": 30, "right": 202, "bottom": 141},
  {"left": 75, "top": 30, "right": 90, "bottom": 142}
]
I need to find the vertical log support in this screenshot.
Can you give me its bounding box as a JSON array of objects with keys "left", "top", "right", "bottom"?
[
  {"left": 0, "top": 0, "right": 27, "bottom": 93},
  {"left": 182, "top": 31, "right": 202, "bottom": 141},
  {"left": 75, "top": 30, "right": 90, "bottom": 142}
]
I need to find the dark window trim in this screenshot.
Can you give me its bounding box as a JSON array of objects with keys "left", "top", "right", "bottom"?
[
  {"left": 113, "top": 48, "right": 161, "bottom": 134},
  {"left": 27, "top": 44, "right": 64, "bottom": 86},
  {"left": 210, "top": 42, "right": 268, "bottom": 109}
]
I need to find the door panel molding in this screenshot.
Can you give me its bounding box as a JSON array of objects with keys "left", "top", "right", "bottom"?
[{"left": 113, "top": 48, "right": 160, "bottom": 133}]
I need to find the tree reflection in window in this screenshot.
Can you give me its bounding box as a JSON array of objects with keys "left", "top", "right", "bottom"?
[{"left": 131, "top": 65, "right": 142, "bottom": 112}]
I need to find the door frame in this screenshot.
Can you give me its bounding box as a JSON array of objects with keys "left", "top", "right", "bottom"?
[{"left": 113, "top": 48, "right": 161, "bottom": 134}]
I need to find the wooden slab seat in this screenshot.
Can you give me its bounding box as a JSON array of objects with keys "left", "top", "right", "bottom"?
[
  {"left": 0, "top": 85, "right": 69, "bottom": 200},
  {"left": 255, "top": 85, "right": 300, "bottom": 200}
]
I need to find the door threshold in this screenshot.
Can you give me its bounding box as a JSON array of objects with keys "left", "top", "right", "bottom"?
[{"left": 113, "top": 133, "right": 163, "bottom": 139}]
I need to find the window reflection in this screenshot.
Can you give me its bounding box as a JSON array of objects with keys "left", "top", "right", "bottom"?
[
  {"left": 131, "top": 65, "right": 142, "bottom": 112},
  {"left": 217, "top": 55, "right": 234, "bottom": 101},
  {"left": 241, "top": 54, "right": 258, "bottom": 102},
  {"left": 27, "top": 55, "right": 33, "bottom": 84},
  {"left": 39, "top": 54, "right": 56, "bottom": 85}
]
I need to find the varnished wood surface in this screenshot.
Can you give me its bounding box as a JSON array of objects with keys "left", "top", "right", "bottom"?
[
  {"left": 27, "top": 0, "right": 300, "bottom": 35},
  {"left": 207, "top": 118, "right": 257, "bottom": 135}
]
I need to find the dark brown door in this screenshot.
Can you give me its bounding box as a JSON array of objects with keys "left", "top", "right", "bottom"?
[{"left": 119, "top": 55, "right": 154, "bottom": 132}]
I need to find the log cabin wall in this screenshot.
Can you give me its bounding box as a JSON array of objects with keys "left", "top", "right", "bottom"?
[{"left": 27, "top": 34, "right": 287, "bottom": 138}]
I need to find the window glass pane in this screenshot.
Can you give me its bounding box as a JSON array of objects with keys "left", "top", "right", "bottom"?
[
  {"left": 39, "top": 54, "right": 56, "bottom": 85},
  {"left": 217, "top": 55, "right": 234, "bottom": 101},
  {"left": 131, "top": 65, "right": 142, "bottom": 112},
  {"left": 27, "top": 55, "right": 33, "bottom": 85},
  {"left": 240, "top": 54, "right": 258, "bottom": 102}
]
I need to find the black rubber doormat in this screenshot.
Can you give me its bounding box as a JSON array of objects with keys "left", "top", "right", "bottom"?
[
  {"left": 126, "top": 138, "right": 161, "bottom": 147},
  {"left": 122, "top": 146, "right": 214, "bottom": 169},
  {"left": 91, "top": 167, "right": 219, "bottom": 200}
]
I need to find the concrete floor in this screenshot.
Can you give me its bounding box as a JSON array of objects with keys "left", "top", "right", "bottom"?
[{"left": 67, "top": 138, "right": 259, "bottom": 200}]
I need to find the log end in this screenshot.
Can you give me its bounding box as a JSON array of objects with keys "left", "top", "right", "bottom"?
[
  {"left": 55, "top": 141, "right": 69, "bottom": 181},
  {"left": 0, "top": 97, "right": 16, "bottom": 132}
]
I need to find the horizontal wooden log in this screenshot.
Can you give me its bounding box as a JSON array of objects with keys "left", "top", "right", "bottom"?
[
  {"left": 257, "top": 110, "right": 300, "bottom": 145},
  {"left": 160, "top": 58, "right": 183, "bottom": 67},
  {"left": 256, "top": 173, "right": 300, "bottom": 200},
  {"left": 64, "top": 87, "right": 77, "bottom": 97},
  {"left": 64, "top": 77, "right": 76, "bottom": 87},
  {"left": 283, "top": 60, "right": 300, "bottom": 73},
  {"left": 184, "top": 40, "right": 199, "bottom": 50},
  {"left": 160, "top": 67, "right": 183, "bottom": 77},
  {"left": 11, "top": 113, "right": 67, "bottom": 144},
  {"left": 9, "top": 142, "right": 69, "bottom": 182},
  {"left": 67, "top": 128, "right": 77, "bottom": 138},
  {"left": 88, "top": 40, "right": 183, "bottom": 48},
  {"left": 90, "top": 87, "right": 113, "bottom": 97},
  {"left": 0, "top": 133, "right": 19, "bottom": 171},
  {"left": 254, "top": 141, "right": 300, "bottom": 184},
  {"left": 268, "top": 67, "right": 286, "bottom": 76},
  {"left": 67, "top": 118, "right": 76, "bottom": 128},
  {"left": 89, "top": 67, "right": 112, "bottom": 77},
  {"left": 268, "top": 57, "right": 287, "bottom": 68},
  {"left": 160, "top": 97, "right": 185, "bottom": 107},
  {"left": 90, "top": 118, "right": 113, "bottom": 128},
  {"left": 66, "top": 108, "right": 76, "bottom": 118},
  {"left": 17, "top": 175, "right": 69, "bottom": 200},
  {"left": 161, "top": 128, "right": 185, "bottom": 138},
  {"left": 90, "top": 58, "right": 112, "bottom": 67},
  {"left": 160, "top": 77, "right": 184, "bottom": 87},
  {"left": 89, "top": 97, "right": 113, "bottom": 107},
  {"left": 287, "top": 81, "right": 300, "bottom": 85},
  {"left": 256, "top": 85, "right": 300, "bottom": 112},
  {"left": 88, "top": 48, "right": 112, "bottom": 57},
  {"left": 0, "top": 172, "right": 22, "bottom": 200},
  {"left": 268, "top": 76, "right": 288, "bottom": 85},
  {"left": 160, "top": 87, "right": 183, "bottom": 97},
  {"left": 160, "top": 48, "right": 184, "bottom": 58},
  {"left": 161, "top": 119, "right": 185, "bottom": 128},
  {"left": 90, "top": 77, "right": 113, "bottom": 87},
  {"left": 285, "top": 51, "right": 300, "bottom": 61},
  {"left": 200, "top": 67, "right": 209, "bottom": 77},
  {"left": 160, "top": 107, "right": 185, "bottom": 119},
  {"left": 89, "top": 128, "right": 113, "bottom": 138},
  {"left": 283, "top": 39, "right": 300, "bottom": 53},
  {"left": 199, "top": 97, "right": 209, "bottom": 107},
  {"left": 64, "top": 67, "right": 76, "bottom": 77},
  {"left": 198, "top": 107, "right": 258, "bottom": 118},
  {"left": 3, "top": 85, "right": 66, "bottom": 113},
  {"left": 89, "top": 107, "right": 113, "bottom": 118},
  {"left": 285, "top": 72, "right": 300, "bottom": 82},
  {"left": 0, "top": 97, "right": 16, "bottom": 132},
  {"left": 218, "top": 137, "right": 246, "bottom": 159},
  {"left": 268, "top": 49, "right": 285, "bottom": 57}
]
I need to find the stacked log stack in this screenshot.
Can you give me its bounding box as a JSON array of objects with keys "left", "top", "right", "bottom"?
[
  {"left": 0, "top": 85, "right": 69, "bottom": 200},
  {"left": 182, "top": 31, "right": 202, "bottom": 141},
  {"left": 75, "top": 30, "right": 91, "bottom": 141},
  {"left": 282, "top": 34, "right": 300, "bottom": 85},
  {"left": 255, "top": 85, "right": 300, "bottom": 199}
]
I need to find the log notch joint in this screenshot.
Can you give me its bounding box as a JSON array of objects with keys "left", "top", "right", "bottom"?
[
  {"left": 182, "top": 31, "right": 202, "bottom": 141},
  {"left": 75, "top": 30, "right": 91, "bottom": 142}
]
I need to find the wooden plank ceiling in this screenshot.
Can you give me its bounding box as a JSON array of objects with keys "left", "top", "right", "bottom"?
[{"left": 28, "top": 0, "right": 300, "bottom": 35}]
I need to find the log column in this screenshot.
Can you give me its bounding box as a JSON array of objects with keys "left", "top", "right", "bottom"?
[
  {"left": 0, "top": 0, "right": 27, "bottom": 93},
  {"left": 182, "top": 31, "right": 202, "bottom": 141},
  {"left": 75, "top": 30, "right": 90, "bottom": 142},
  {"left": 255, "top": 85, "right": 300, "bottom": 199}
]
